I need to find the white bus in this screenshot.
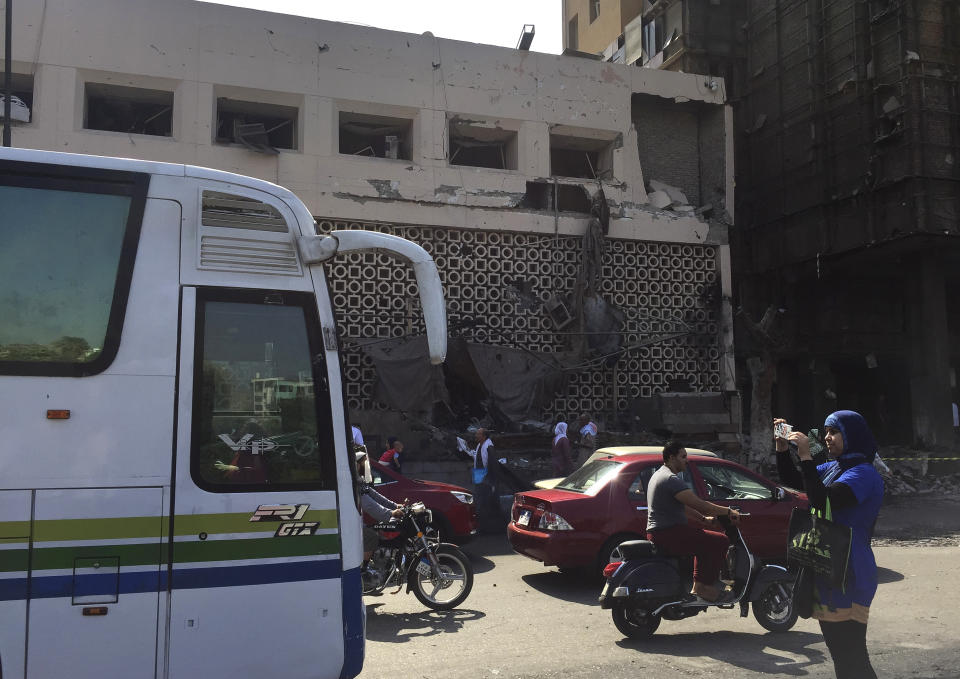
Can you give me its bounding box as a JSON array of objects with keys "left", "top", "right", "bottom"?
[{"left": 0, "top": 148, "right": 446, "bottom": 679}]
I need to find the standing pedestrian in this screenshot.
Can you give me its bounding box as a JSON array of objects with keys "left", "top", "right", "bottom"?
[
  {"left": 551, "top": 421, "right": 574, "bottom": 477},
  {"left": 575, "top": 413, "right": 598, "bottom": 467},
  {"left": 775, "top": 411, "right": 883, "bottom": 679},
  {"left": 468, "top": 428, "right": 499, "bottom": 532}
]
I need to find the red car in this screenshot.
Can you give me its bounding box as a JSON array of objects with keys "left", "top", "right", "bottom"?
[
  {"left": 508, "top": 452, "right": 807, "bottom": 575},
  {"left": 367, "top": 460, "right": 478, "bottom": 543}
]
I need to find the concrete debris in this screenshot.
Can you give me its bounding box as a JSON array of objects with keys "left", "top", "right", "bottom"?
[
  {"left": 672, "top": 204, "right": 695, "bottom": 213},
  {"left": 647, "top": 190, "right": 672, "bottom": 209},
  {"left": 649, "top": 179, "right": 689, "bottom": 205}
]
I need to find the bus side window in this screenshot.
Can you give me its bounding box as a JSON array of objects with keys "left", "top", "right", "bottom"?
[{"left": 190, "top": 289, "right": 336, "bottom": 491}]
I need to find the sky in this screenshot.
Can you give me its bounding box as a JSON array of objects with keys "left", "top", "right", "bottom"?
[{"left": 203, "top": 0, "right": 563, "bottom": 54}]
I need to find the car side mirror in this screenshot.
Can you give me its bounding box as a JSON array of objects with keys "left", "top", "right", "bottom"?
[{"left": 773, "top": 487, "right": 786, "bottom": 501}]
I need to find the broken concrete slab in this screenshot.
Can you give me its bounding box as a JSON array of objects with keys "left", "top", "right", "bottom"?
[
  {"left": 672, "top": 204, "right": 695, "bottom": 213},
  {"left": 647, "top": 190, "right": 672, "bottom": 209},
  {"left": 649, "top": 179, "right": 689, "bottom": 205}
]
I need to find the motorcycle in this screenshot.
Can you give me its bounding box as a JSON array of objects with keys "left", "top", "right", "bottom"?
[
  {"left": 598, "top": 514, "right": 797, "bottom": 639},
  {"left": 361, "top": 501, "right": 474, "bottom": 610}
]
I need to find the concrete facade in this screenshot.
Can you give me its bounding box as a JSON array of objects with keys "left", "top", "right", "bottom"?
[{"left": 3, "top": 0, "right": 737, "bottom": 444}]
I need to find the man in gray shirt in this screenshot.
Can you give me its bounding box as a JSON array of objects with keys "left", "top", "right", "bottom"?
[{"left": 645, "top": 441, "right": 741, "bottom": 602}]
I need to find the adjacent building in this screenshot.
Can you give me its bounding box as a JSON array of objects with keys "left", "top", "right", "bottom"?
[{"left": 563, "top": 0, "right": 960, "bottom": 448}]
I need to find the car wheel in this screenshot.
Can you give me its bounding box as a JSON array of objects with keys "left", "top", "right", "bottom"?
[{"left": 597, "top": 534, "right": 643, "bottom": 578}]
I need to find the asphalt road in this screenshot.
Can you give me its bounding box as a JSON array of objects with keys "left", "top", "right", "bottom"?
[{"left": 360, "top": 497, "right": 960, "bottom": 679}]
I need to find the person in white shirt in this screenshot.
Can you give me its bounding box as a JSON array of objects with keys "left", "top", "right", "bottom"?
[{"left": 575, "top": 414, "right": 598, "bottom": 467}]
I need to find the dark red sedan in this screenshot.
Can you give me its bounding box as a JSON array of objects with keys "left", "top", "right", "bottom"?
[
  {"left": 508, "top": 452, "right": 807, "bottom": 575},
  {"left": 367, "top": 460, "right": 478, "bottom": 543}
]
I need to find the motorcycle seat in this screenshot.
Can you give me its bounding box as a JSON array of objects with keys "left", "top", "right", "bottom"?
[{"left": 616, "top": 540, "right": 659, "bottom": 559}]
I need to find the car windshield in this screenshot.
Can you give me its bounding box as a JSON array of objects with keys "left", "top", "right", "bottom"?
[{"left": 555, "top": 459, "right": 622, "bottom": 495}]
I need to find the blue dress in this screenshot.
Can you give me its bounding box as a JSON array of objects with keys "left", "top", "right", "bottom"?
[{"left": 812, "top": 460, "right": 885, "bottom": 621}]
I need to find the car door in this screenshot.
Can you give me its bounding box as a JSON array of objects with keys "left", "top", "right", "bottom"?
[
  {"left": 622, "top": 463, "right": 695, "bottom": 534},
  {"left": 689, "top": 460, "right": 788, "bottom": 560}
]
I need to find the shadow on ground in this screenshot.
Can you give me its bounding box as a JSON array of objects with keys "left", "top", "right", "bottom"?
[
  {"left": 519, "top": 570, "right": 603, "bottom": 606},
  {"left": 364, "top": 603, "right": 485, "bottom": 643},
  {"left": 876, "top": 566, "right": 904, "bottom": 584},
  {"left": 616, "top": 629, "right": 828, "bottom": 676}
]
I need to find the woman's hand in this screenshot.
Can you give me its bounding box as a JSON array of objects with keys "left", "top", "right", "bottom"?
[{"left": 788, "top": 430, "right": 812, "bottom": 461}]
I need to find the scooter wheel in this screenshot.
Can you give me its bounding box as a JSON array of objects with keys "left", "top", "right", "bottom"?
[
  {"left": 612, "top": 604, "right": 661, "bottom": 639},
  {"left": 752, "top": 581, "right": 798, "bottom": 633}
]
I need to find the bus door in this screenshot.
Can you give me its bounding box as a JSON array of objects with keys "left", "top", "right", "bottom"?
[
  {"left": 167, "top": 286, "right": 343, "bottom": 679},
  {"left": 26, "top": 488, "right": 164, "bottom": 679}
]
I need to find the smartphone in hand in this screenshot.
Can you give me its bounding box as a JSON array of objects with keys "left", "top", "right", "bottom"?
[{"left": 774, "top": 422, "right": 793, "bottom": 440}]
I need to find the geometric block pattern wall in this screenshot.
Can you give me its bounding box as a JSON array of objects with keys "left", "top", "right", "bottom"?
[{"left": 317, "top": 219, "right": 721, "bottom": 420}]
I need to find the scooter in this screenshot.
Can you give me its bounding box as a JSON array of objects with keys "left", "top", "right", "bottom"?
[{"left": 598, "top": 514, "right": 797, "bottom": 639}]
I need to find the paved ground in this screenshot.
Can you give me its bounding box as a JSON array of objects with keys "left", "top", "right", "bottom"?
[{"left": 359, "top": 495, "right": 960, "bottom": 679}]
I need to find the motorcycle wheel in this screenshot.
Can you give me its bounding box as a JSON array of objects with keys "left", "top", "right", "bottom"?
[
  {"left": 612, "top": 604, "right": 661, "bottom": 639},
  {"left": 411, "top": 545, "right": 474, "bottom": 611},
  {"left": 752, "top": 581, "right": 798, "bottom": 633}
]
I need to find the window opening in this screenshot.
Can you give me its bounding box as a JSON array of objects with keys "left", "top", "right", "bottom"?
[
  {"left": 0, "top": 72, "right": 34, "bottom": 123},
  {"left": 84, "top": 83, "right": 173, "bottom": 137},
  {"left": 449, "top": 119, "right": 518, "bottom": 170},
  {"left": 568, "top": 15, "right": 579, "bottom": 50},
  {"left": 191, "top": 289, "right": 336, "bottom": 492},
  {"left": 339, "top": 111, "right": 413, "bottom": 160},
  {"left": 0, "top": 165, "right": 147, "bottom": 376},
  {"left": 550, "top": 133, "right": 614, "bottom": 179},
  {"left": 215, "top": 98, "right": 298, "bottom": 153},
  {"left": 589, "top": 0, "right": 600, "bottom": 23}
]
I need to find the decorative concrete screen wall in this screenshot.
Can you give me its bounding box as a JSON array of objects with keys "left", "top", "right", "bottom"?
[{"left": 318, "top": 220, "right": 721, "bottom": 421}]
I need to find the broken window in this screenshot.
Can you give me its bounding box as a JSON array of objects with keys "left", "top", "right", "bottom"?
[
  {"left": 550, "top": 133, "right": 614, "bottom": 179},
  {"left": 339, "top": 111, "right": 413, "bottom": 160},
  {"left": 215, "top": 98, "right": 297, "bottom": 152},
  {"left": 520, "top": 181, "right": 592, "bottom": 213},
  {"left": 449, "top": 118, "right": 518, "bottom": 170},
  {"left": 0, "top": 72, "right": 34, "bottom": 123},
  {"left": 84, "top": 83, "right": 173, "bottom": 137}
]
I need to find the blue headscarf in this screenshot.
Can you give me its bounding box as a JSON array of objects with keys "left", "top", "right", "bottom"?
[{"left": 824, "top": 410, "right": 878, "bottom": 469}]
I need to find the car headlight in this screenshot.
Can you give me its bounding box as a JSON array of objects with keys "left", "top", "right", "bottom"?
[
  {"left": 538, "top": 511, "right": 574, "bottom": 531},
  {"left": 451, "top": 491, "right": 474, "bottom": 504}
]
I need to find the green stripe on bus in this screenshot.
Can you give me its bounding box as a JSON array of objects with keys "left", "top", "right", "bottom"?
[
  {"left": 14, "top": 534, "right": 340, "bottom": 573},
  {"left": 0, "top": 549, "right": 29, "bottom": 571},
  {"left": 27, "top": 510, "right": 338, "bottom": 542},
  {"left": 34, "top": 516, "right": 165, "bottom": 541},
  {"left": 171, "top": 534, "right": 340, "bottom": 563},
  {"left": 0, "top": 522, "right": 30, "bottom": 539}
]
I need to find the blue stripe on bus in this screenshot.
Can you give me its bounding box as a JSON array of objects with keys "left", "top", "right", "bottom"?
[
  {"left": 340, "top": 566, "right": 365, "bottom": 679},
  {"left": 0, "top": 560, "right": 343, "bottom": 601}
]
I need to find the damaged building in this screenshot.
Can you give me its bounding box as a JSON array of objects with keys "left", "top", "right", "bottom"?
[{"left": 4, "top": 0, "right": 738, "bottom": 452}]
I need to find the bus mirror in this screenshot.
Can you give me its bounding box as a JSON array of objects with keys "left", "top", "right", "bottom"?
[{"left": 298, "top": 232, "right": 447, "bottom": 364}]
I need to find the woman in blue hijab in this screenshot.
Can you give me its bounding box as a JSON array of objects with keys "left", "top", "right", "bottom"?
[{"left": 775, "top": 410, "right": 884, "bottom": 679}]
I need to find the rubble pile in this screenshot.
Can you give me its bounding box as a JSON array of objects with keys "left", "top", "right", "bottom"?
[{"left": 880, "top": 446, "right": 960, "bottom": 497}]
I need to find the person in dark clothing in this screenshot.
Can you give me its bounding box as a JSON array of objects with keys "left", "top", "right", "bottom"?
[
  {"left": 775, "top": 411, "right": 883, "bottom": 679},
  {"left": 646, "top": 441, "right": 741, "bottom": 602}
]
